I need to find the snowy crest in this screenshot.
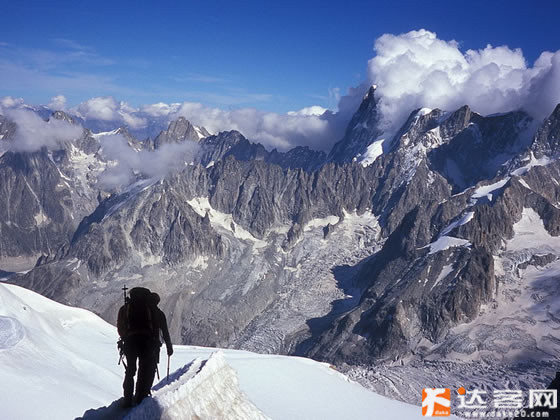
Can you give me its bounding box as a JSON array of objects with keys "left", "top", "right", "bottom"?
[{"left": 125, "top": 352, "right": 269, "bottom": 420}]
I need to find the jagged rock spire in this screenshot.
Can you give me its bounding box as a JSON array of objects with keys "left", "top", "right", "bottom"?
[{"left": 327, "top": 85, "right": 383, "bottom": 164}]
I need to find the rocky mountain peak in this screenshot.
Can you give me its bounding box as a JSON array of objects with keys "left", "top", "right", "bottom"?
[
  {"left": 327, "top": 85, "right": 383, "bottom": 164},
  {"left": 552, "top": 103, "right": 560, "bottom": 120},
  {"left": 199, "top": 131, "right": 326, "bottom": 171},
  {"left": 200, "top": 130, "right": 249, "bottom": 152},
  {"left": 427, "top": 108, "right": 534, "bottom": 192},
  {"left": 198, "top": 130, "right": 267, "bottom": 167},
  {"left": 392, "top": 108, "right": 443, "bottom": 149},
  {"left": 153, "top": 117, "right": 207, "bottom": 149},
  {"left": 168, "top": 116, "right": 195, "bottom": 136},
  {"left": 50, "top": 111, "right": 77, "bottom": 125}
]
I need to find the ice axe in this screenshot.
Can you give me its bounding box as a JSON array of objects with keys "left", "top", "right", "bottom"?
[{"left": 122, "top": 285, "right": 128, "bottom": 304}]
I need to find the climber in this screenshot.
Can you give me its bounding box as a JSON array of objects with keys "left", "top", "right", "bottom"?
[{"left": 117, "top": 287, "right": 173, "bottom": 407}]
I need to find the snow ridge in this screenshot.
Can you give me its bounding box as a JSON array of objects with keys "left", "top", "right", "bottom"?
[{"left": 126, "top": 352, "right": 269, "bottom": 420}]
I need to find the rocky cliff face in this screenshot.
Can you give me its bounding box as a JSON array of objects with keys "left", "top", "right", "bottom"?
[
  {"left": 16, "top": 155, "right": 382, "bottom": 347},
  {"left": 305, "top": 104, "right": 560, "bottom": 365},
  {"left": 0, "top": 112, "right": 147, "bottom": 268},
  {"left": 0, "top": 150, "right": 76, "bottom": 262}
]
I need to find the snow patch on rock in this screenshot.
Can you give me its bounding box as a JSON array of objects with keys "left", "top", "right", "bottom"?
[
  {"left": 360, "top": 138, "right": 385, "bottom": 166},
  {"left": 511, "top": 152, "right": 552, "bottom": 176},
  {"left": 426, "top": 236, "right": 471, "bottom": 255},
  {"left": 304, "top": 215, "right": 340, "bottom": 232},
  {"left": 508, "top": 208, "right": 560, "bottom": 252},
  {"left": 441, "top": 211, "right": 474, "bottom": 236},
  {"left": 187, "top": 197, "right": 267, "bottom": 247},
  {"left": 431, "top": 263, "right": 453, "bottom": 291},
  {"left": 470, "top": 178, "right": 510, "bottom": 204}
]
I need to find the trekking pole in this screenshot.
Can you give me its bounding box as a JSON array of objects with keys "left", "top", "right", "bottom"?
[
  {"left": 155, "top": 364, "right": 160, "bottom": 381},
  {"left": 167, "top": 355, "right": 170, "bottom": 383}
]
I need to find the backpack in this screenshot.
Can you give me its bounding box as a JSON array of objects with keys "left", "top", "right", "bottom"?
[{"left": 125, "top": 287, "right": 156, "bottom": 337}]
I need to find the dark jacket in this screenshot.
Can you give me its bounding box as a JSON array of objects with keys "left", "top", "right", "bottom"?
[
  {"left": 117, "top": 303, "right": 173, "bottom": 355},
  {"left": 153, "top": 306, "right": 173, "bottom": 356}
]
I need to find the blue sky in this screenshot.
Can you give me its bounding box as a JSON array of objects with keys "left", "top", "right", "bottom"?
[{"left": 1, "top": 0, "right": 559, "bottom": 113}]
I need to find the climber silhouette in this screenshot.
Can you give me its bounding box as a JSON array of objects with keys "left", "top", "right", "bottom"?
[{"left": 117, "top": 287, "right": 173, "bottom": 407}]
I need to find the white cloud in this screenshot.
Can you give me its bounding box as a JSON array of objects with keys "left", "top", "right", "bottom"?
[
  {"left": 524, "top": 51, "right": 560, "bottom": 120},
  {"left": 329, "top": 87, "right": 341, "bottom": 104},
  {"left": 76, "top": 96, "right": 119, "bottom": 120},
  {"left": 74, "top": 97, "right": 147, "bottom": 129},
  {"left": 3, "top": 108, "right": 83, "bottom": 152},
  {"left": 119, "top": 110, "right": 147, "bottom": 129},
  {"left": 367, "top": 29, "right": 560, "bottom": 132},
  {"left": 141, "top": 102, "right": 181, "bottom": 117},
  {"left": 118, "top": 101, "right": 137, "bottom": 114},
  {"left": 0, "top": 96, "right": 24, "bottom": 109},
  {"left": 171, "top": 102, "right": 334, "bottom": 151},
  {"left": 117, "top": 101, "right": 146, "bottom": 129},
  {"left": 48, "top": 95, "right": 67, "bottom": 110},
  {"left": 97, "top": 133, "right": 200, "bottom": 189},
  {"left": 287, "top": 106, "right": 327, "bottom": 117}
]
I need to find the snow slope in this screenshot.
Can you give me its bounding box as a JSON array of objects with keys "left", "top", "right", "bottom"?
[{"left": 0, "top": 283, "right": 429, "bottom": 420}]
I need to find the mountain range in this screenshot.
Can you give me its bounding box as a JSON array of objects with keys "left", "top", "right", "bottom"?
[{"left": 1, "top": 86, "right": 560, "bottom": 402}]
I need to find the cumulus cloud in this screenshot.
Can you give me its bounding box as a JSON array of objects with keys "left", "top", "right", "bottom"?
[
  {"left": 170, "top": 102, "right": 338, "bottom": 151},
  {"left": 48, "top": 94, "right": 67, "bottom": 110},
  {"left": 119, "top": 108, "right": 147, "bottom": 129},
  {"left": 2, "top": 108, "right": 83, "bottom": 152},
  {"left": 75, "top": 96, "right": 147, "bottom": 129},
  {"left": 367, "top": 29, "right": 560, "bottom": 132},
  {"left": 524, "top": 51, "right": 560, "bottom": 120},
  {"left": 77, "top": 96, "right": 119, "bottom": 120},
  {"left": 141, "top": 102, "right": 181, "bottom": 117},
  {"left": 0, "top": 96, "right": 24, "bottom": 109},
  {"left": 287, "top": 106, "right": 328, "bottom": 117},
  {"left": 97, "top": 133, "right": 200, "bottom": 189}
]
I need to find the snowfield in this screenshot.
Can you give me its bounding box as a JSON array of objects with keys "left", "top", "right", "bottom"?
[{"left": 0, "top": 283, "right": 430, "bottom": 420}]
